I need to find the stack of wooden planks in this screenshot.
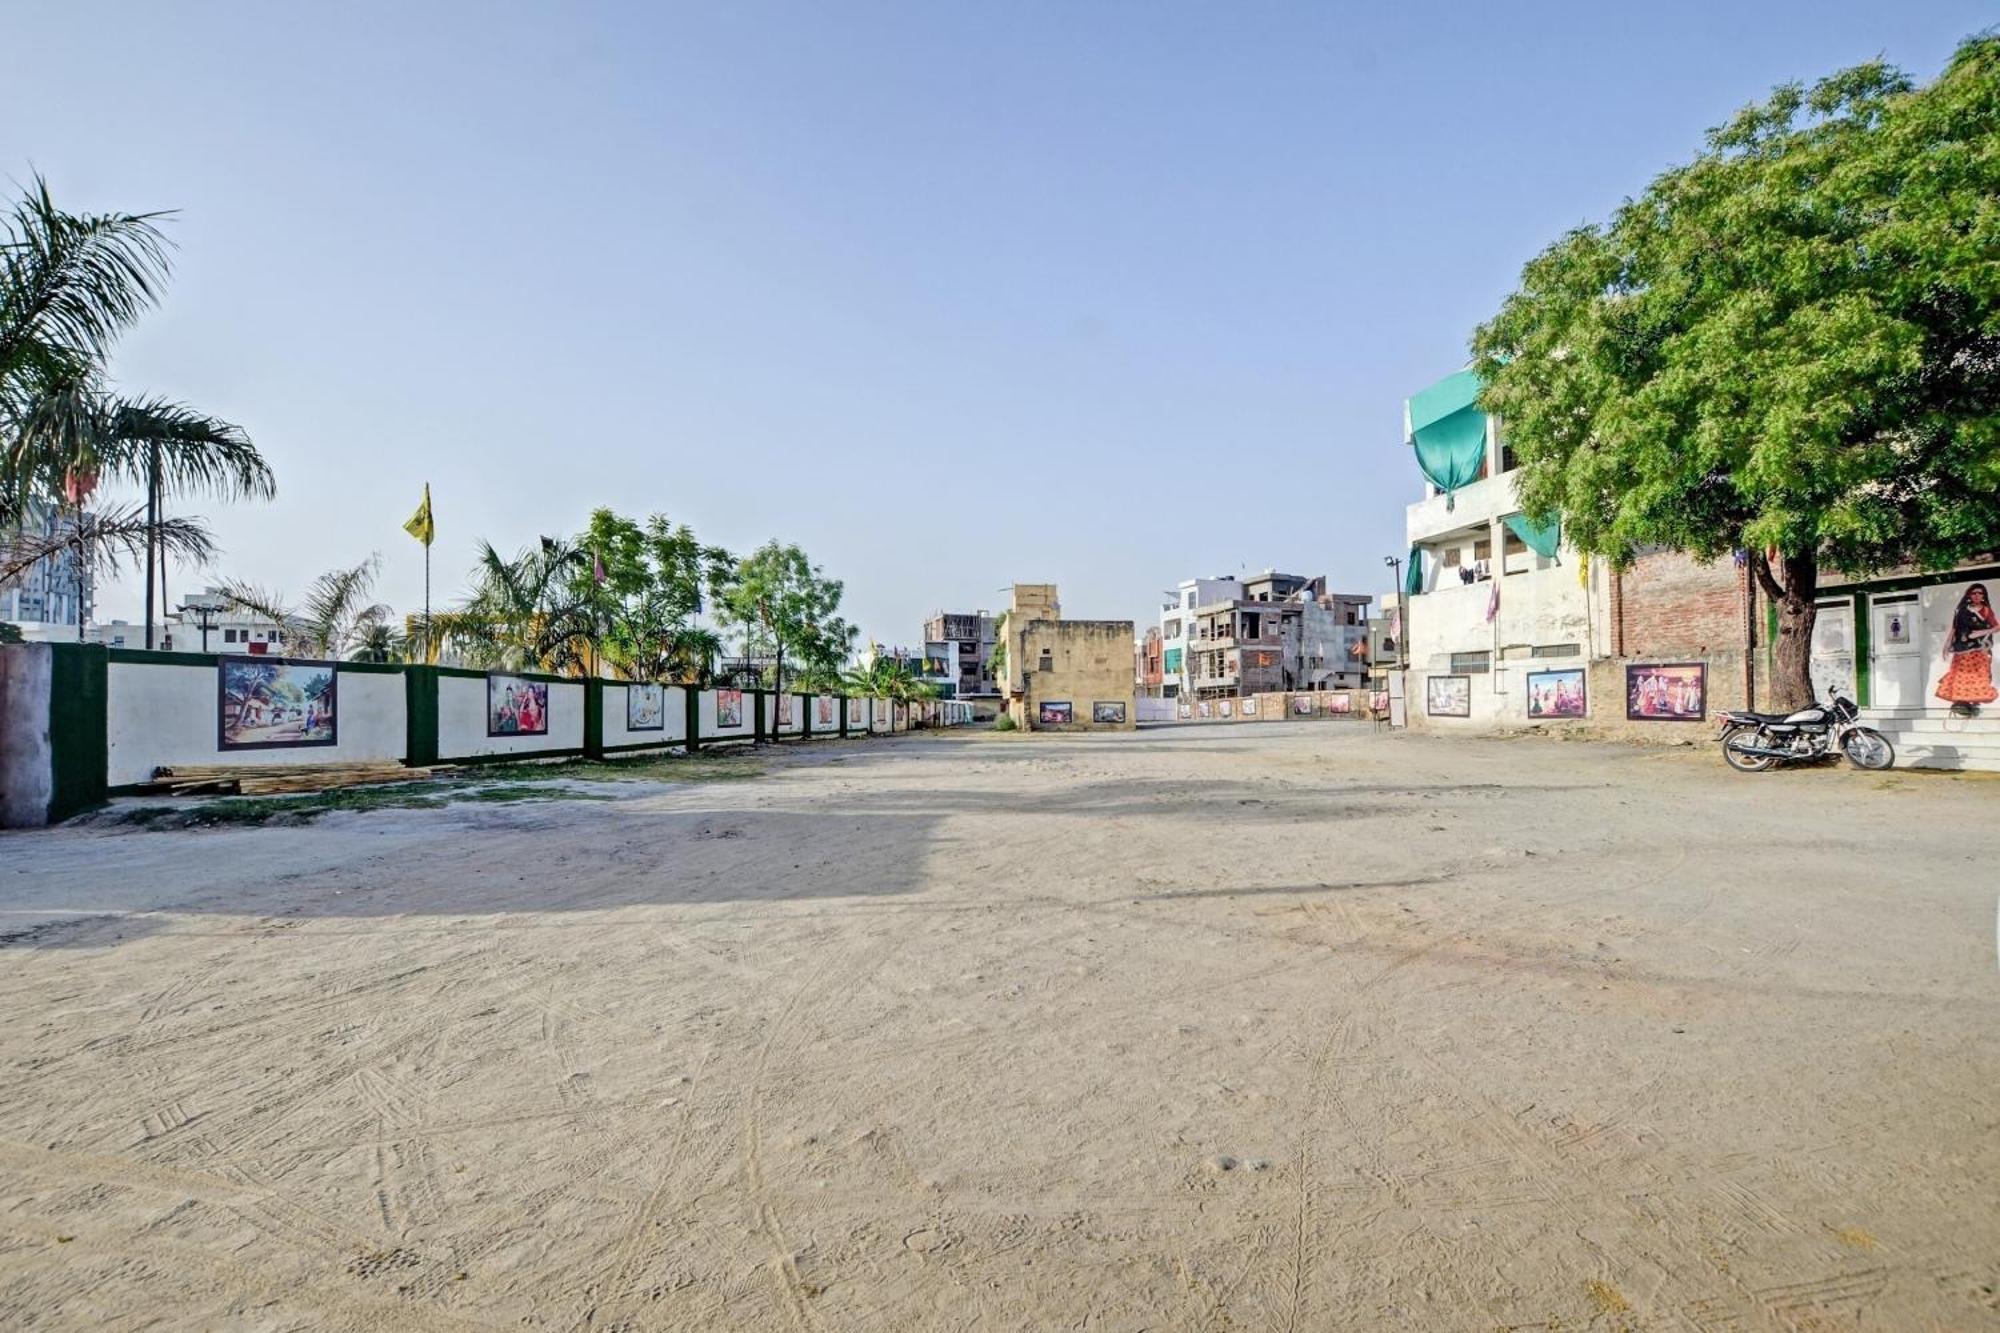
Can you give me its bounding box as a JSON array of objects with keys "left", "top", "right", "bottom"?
[{"left": 148, "top": 762, "right": 450, "bottom": 797}]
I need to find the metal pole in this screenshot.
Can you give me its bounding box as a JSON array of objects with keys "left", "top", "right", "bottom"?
[{"left": 143, "top": 443, "right": 159, "bottom": 649}]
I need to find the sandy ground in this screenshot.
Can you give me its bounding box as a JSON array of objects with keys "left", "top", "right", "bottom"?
[{"left": 2, "top": 723, "right": 1997, "bottom": 1332}]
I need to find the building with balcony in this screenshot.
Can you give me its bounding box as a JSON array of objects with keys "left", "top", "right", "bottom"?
[
  {"left": 1401, "top": 368, "right": 1609, "bottom": 723},
  {"left": 923, "top": 609, "right": 1000, "bottom": 698},
  {"left": 1164, "top": 571, "right": 1369, "bottom": 700}
]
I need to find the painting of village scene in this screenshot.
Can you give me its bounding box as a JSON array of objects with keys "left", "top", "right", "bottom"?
[
  {"left": 219, "top": 658, "right": 337, "bottom": 750},
  {"left": 1526, "top": 667, "right": 1587, "bottom": 719},
  {"left": 1626, "top": 662, "right": 1705, "bottom": 721},
  {"left": 488, "top": 675, "right": 549, "bottom": 736},
  {"left": 817, "top": 696, "right": 835, "bottom": 726},
  {"left": 626, "top": 683, "right": 664, "bottom": 731}
]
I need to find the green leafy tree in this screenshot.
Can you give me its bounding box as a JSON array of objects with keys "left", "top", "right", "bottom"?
[
  {"left": 714, "top": 541, "right": 852, "bottom": 696},
  {"left": 576, "top": 508, "right": 732, "bottom": 681},
  {"left": 1473, "top": 35, "right": 2000, "bottom": 708}
]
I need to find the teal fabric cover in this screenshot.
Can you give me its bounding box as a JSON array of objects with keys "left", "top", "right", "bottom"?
[
  {"left": 1502, "top": 512, "right": 1562, "bottom": 561},
  {"left": 1409, "top": 370, "right": 1487, "bottom": 509},
  {"left": 1404, "top": 544, "right": 1423, "bottom": 597}
]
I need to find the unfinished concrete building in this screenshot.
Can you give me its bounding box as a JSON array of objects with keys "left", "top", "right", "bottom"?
[{"left": 1182, "top": 571, "right": 1371, "bottom": 700}]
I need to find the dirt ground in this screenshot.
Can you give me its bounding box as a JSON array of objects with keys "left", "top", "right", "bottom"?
[{"left": 2, "top": 723, "right": 1997, "bottom": 1331}]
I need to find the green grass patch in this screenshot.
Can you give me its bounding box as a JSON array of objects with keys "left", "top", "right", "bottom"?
[
  {"left": 475, "top": 749, "right": 766, "bottom": 785},
  {"left": 112, "top": 781, "right": 613, "bottom": 830}
]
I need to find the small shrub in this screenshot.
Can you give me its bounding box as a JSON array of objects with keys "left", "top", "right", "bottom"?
[{"left": 991, "top": 714, "right": 1017, "bottom": 732}]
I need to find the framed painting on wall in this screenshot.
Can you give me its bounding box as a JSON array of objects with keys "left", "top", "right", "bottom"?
[
  {"left": 1292, "top": 695, "right": 1316, "bottom": 715},
  {"left": 715, "top": 688, "right": 744, "bottom": 728},
  {"left": 1092, "top": 701, "right": 1126, "bottom": 724},
  {"left": 1327, "top": 694, "right": 1352, "bottom": 714},
  {"left": 776, "top": 694, "right": 794, "bottom": 727},
  {"left": 626, "top": 683, "right": 665, "bottom": 731},
  {"left": 1242, "top": 697, "right": 1258, "bottom": 716},
  {"left": 817, "top": 696, "right": 834, "bottom": 725},
  {"left": 1425, "top": 675, "right": 1471, "bottom": 718},
  {"left": 1219, "top": 699, "right": 1234, "bottom": 718},
  {"left": 1626, "top": 663, "right": 1704, "bottom": 721},
  {"left": 1039, "top": 700, "right": 1073, "bottom": 725},
  {"left": 488, "top": 674, "right": 550, "bottom": 737},
  {"left": 1526, "top": 668, "right": 1586, "bottom": 719},
  {"left": 219, "top": 658, "right": 337, "bottom": 751}
]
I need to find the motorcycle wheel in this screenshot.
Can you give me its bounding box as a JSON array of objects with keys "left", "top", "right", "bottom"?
[
  {"left": 1843, "top": 728, "right": 1894, "bottom": 771},
  {"left": 1722, "top": 727, "right": 1776, "bottom": 772}
]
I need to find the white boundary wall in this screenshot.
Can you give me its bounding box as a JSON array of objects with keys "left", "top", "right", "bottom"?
[
  {"left": 438, "top": 673, "right": 585, "bottom": 759},
  {"left": 772, "top": 692, "right": 805, "bottom": 736},
  {"left": 810, "top": 695, "right": 841, "bottom": 735},
  {"left": 107, "top": 660, "right": 406, "bottom": 788},
  {"left": 604, "top": 683, "right": 687, "bottom": 749},
  {"left": 700, "top": 689, "right": 754, "bottom": 743}
]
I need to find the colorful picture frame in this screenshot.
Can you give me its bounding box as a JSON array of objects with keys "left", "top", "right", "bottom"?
[
  {"left": 219, "top": 657, "right": 337, "bottom": 751},
  {"left": 626, "top": 682, "right": 665, "bottom": 731},
  {"left": 1091, "top": 701, "right": 1126, "bottom": 724},
  {"left": 1426, "top": 675, "right": 1471, "bottom": 717},
  {"left": 488, "top": 674, "right": 550, "bottom": 737},
  {"left": 1039, "top": 700, "right": 1073, "bottom": 725},
  {"left": 1626, "top": 662, "right": 1704, "bottom": 721},
  {"left": 1526, "top": 668, "right": 1586, "bottom": 719},
  {"left": 715, "top": 688, "right": 744, "bottom": 728}
]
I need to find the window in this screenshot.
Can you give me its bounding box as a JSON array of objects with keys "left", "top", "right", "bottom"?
[
  {"left": 1532, "top": 643, "right": 1580, "bottom": 659},
  {"left": 224, "top": 628, "right": 240, "bottom": 643},
  {"left": 1442, "top": 547, "right": 1461, "bottom": 568},
  {"left": 1036, "top": 649, "right": 1053, "bottom": 673},
  {"left": 1473, "top": 538, "right": 1491, "bottom": 562},
  {"left": 1450, "top": 651, "right": 1491, "bottom": 674},
  {"left": 1163, "top": 619, "right": 1180, "bottom": 639}
]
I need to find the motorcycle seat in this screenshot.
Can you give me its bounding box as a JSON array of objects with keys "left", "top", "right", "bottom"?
[{"left": 1726, "top": 710, "right": 1799, "bottom": 724}]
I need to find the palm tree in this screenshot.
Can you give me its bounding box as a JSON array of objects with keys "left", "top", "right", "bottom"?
[
  {"left": 438, "top": 537, "right": 592, "bottom": 671},
  {"left": 221, "top": 555, "right": 393, "bottom": 661},
  {"left": 2, "top": 175, "right": 273, "bottom": 638}
]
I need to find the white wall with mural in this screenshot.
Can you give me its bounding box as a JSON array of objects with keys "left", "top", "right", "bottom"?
[
  {"left": 107, "top": 660, "right": 405, "bottom": 788},
  {"left": 438, "top": 672, "right": 585, "bottom": 759},
  {"left": 603, "top": 683, "right": 687, "bottom": 749}
]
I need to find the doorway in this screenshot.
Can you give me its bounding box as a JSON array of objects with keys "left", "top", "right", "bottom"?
[{"left": 1868, "top": 594, "right": 1923, "bottom": 709}]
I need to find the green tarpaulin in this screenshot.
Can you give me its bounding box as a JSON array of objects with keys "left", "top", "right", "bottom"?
[
  {"left": 1404, "top": 544, "right": 1423, "bottom": 596},
  {"left": 1408, "top": 369, "right": 1486, "bottom": 509},
  {"left": 1502, "top": 512, "right": 1562, "bottom": 561},
  {"left": 1164, "top": 647, "right": 1182, "bottom": 672}
]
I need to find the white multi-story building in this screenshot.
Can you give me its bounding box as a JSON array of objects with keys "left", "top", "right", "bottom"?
[
  {"left": 1402, "top": 368, "right": 1602, "bottom": 722},
  {"left": 1158, "top": 576, "right": 1242, "bottom": 698}
]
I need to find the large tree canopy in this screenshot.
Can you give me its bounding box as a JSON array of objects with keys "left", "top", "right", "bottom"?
[{"left": 1472, "top": 34, "right": 2000, "bottom": 705}]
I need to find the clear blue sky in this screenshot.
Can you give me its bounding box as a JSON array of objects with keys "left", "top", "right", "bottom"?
[{"left": 5, "top": 1, "right": 1989, "bottom": 646}]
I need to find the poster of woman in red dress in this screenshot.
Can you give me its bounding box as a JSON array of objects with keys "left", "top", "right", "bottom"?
[{"left": 1934, "top": 582, "right": 1998, "bottom": 714}]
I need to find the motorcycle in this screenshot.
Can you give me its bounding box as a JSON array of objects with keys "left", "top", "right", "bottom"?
[{"left": 1716, "top": 694, "right": 1894, "bottom": 772}]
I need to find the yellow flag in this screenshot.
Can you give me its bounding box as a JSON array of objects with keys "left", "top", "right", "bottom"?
[
  {"left": 403, "top": 484, "right": 434, "bottom": 547},
  {"left": 1578, "top": 551, "right": 1590, "bottom": 588}
]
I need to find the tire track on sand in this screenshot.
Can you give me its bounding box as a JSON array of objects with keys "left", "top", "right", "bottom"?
[{"left": 741, "top": 933, "right": 910, "bottom": 1332}]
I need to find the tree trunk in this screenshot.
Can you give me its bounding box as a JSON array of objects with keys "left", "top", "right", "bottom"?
[{"left": 1768, "top": 551, "right": 1819, "bottom": 711}]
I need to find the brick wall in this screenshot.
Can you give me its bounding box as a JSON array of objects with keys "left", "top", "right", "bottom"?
[{"left": 1615, "top": 551, "right": 1748, "bottom": 659}]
